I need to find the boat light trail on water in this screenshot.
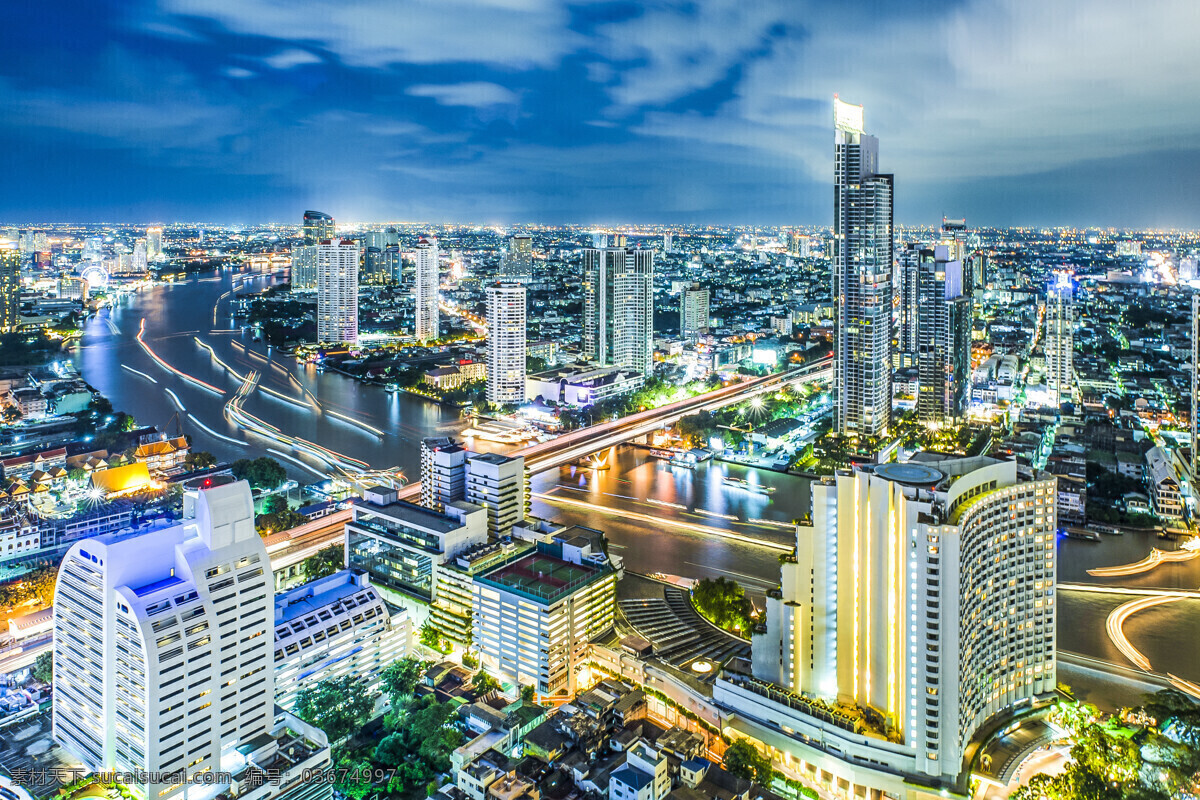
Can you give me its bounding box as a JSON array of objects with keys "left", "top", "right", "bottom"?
[
  {"left": 164, "top": 388, "right": 186, "bottom": 412},
  {"left": 137, "top": 319, "right": 225, "bottom": 395},
  {"left": 325, "top": 409, "right": 386, "bottom": 438},
  {"left": 121, "top": 365, "right": 157, "bottom": 383},
  {"left": 187, "top": 413, "right": 246, "bottom": 446},
  {"left": 533, "top": 490, "right": 790, "bottom": 552}
]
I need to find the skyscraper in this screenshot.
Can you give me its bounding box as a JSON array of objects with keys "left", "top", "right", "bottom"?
[
  {"left": 132, "top": 239, "right": 148, "bottom": 274},
  {"left": 1045, "top": 271, "right": 1074, "bottom": 406},
  {"left": 302, "top": 210, "right": 335, "bottom": 246},
  {"left": 362, "top": 246, "right": 388, "bottom": 285},
  {"left": 896, "top": 244, "right": 922, "bottom": 368},
  {"left": 414, "top": 237, "right": 439, "bottom": 342},
  {"left": 486, "top": 282, "right": 527, "bottom": 405},
  {"left": 502, "top": 234, "right": 533, "bottom": 282},
  {"left": 720, "top": 455, "right": 1057, "bottom": 796},
  {"left": 53, "top": 480, "right": 331, "bottom": 800},
  {"left": 916, "top": 245, "right": 972, "bottom": 427},
  {"left": 582, "top": 247, "right": 654, "bottom": 375},
  {"left": 316, "top": 239, "right": 360, "bottom": 345},
  {"left": 146, "top": 227, "right": 163, "bottom": 261},
  {"left": 291, "top": 245, "right": 318, "bottom": 289},
  {"left": 0, "top": 246, "right": 19, "bottom": 333},
  {"left": 832, "top": 96, "right": 893, "bottom": 447},
  {"left": 679, "top": 282, "right": 710, "bottom": 340}
]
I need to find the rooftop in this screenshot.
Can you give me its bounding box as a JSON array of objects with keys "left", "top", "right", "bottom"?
[
  {"left": 275, "top": 569, "right": 372, "bottom": 624},
  {"left": 477, "top": 549, "right": 606, "bottom": 604},
  {"left": 356, "top": 498, "right": 471, "bottom": 535}
]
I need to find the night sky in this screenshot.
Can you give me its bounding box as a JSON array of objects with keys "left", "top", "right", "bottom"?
[{"left": 3, "top": 0, "right": 1199, "bottom": 227}]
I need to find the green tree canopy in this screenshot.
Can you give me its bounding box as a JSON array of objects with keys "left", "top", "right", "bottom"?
[
  {"left": 301, "top": 544, "right": 344, "bottom": 582},
  {"left": 32, "top": 650, "right": 53, "bottom": 683},
  {"left": 691, "top": 577, "right": 755, "bottom": 636},
  {"left": 380, "top": 657, "right": 429, "bottom": 708},
  {"left": 231, "top": 456, "right": 288, "bottom": 490},
  {"left": 294, "top": 675, "right": 374, "bottom": 743},
  {"left": 723, "top": 739, "right": 774, "bottom": 785}
]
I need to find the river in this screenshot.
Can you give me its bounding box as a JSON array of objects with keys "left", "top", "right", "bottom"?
[{"left": 71, "top": 268, "right": 477, "bottom": 481}]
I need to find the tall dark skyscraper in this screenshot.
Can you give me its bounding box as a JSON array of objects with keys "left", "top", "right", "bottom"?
[
  {"left": 302, "top": 210, "right": 335, "bottom": 246},
  {"left": 0, "top": 245, "right": 18, "bottom": 333},
  {"left": 832, "top": 96, "right": 893, "bottom": 447},
  {"left": 916, "top": 245, "right": 971, "bottom": 427},
  {"left": 582, "top": 247, "right": 654, "bottom": 375}
]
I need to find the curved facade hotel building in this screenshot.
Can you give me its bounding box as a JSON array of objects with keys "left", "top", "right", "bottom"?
[{"left": 715, "top": 455, "right": 1057, "bottom": 799}]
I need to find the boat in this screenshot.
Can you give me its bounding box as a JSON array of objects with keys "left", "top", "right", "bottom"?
[{"left": 723, "top": 476, "right": 776, "bottom": 494}]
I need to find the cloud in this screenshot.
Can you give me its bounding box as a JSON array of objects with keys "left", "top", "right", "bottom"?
[
  {"left": 408, "top": 82, "right": 518, "bottom": 108},
  {"left": 262, "top": 49, "right": 322, "bottom": 70},
  {"left": 157, "top": 0, "right": 581, "bottom": 69}
]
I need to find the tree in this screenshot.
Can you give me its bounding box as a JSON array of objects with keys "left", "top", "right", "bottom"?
[
  {"left": 373, "top": 695, "right": 464, "bottom": 800},
  {"left": 526, "top": 356, "right": 547, "bottom": 374},
  {"left": 470, "top": 670, "right": 500, "bottom": 697},
  {"left": 723, "top": 739, "right": 773, "bottom": 785},
  {"left": 331, "top": 758, "right": 376, "bottom": 800},
  {"left": 301, "top": 544, "right": 344, "bottom": 582},
  {"left": 185, "top": 451, "right": 218, "bottom": 470},
  {"left": 231, "top": 456, "right": 288, "bottom": 490},
  {"left": 692, "top": 577, "right": 755, "bottom": 636},
  {"left": 67, "top": 467, "right": 87, "bottom": 483},
  {"left": 32, "top": 651, "right": 53, "bottom": 683},
  {"left": 520, "top": 684, "right": 536, "bottom": 704},
  {"left": 380, "top": 657, "right": 429, "bottom": 708},
  {"left": 419, "top": 622, "right": 450, "bottom": 654},
  {"left": 294, "top": 675, "right": 374, "bottom": 743}
]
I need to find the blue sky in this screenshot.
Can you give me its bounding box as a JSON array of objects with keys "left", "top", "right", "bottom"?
[{"left": 2, "top": 0, "right": 1199, "bottom": 227}]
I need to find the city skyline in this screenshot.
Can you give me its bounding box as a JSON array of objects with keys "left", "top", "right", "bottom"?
[{"left": 3, "top": 2, "right": 1200, "bottom": 227}]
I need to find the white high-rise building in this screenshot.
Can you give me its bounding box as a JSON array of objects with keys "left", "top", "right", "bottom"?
[
  {"left": 146, "top": 227, "right": 163, "bottom": 261},
  {"left": 465, "top": 452, "right": 527, "bottom": 538},
  {"left": 832, "top": 96, "right": 893, "bottom": 448},
  {"left": 316, "top": 239, "right": 359, "bottom": 345},
  {"left": 414, "top": 237, "right": 440, "bottom": 342},
  {"left": 718, "top": 455, "right": 1057, "bottom": 797},
  {"left": 1045, "top": 271, "right": 1074, "bottom": 407},
  {"left": 53, "top": 479, "right": 331, "bottom": 800},
  {"left": 420, "top": 437, "right": 469, "bottom": 511},
  {"left": 582, "top": 247, "right": 654, "bottom": 375},
  {"left": 486, "top": 282, "right": 527, "bottom": 405},
  {"left": 679, "top": 282, "right": 709, "bottom": 340},
  {"left": 916, "top": 246, "right": 971, "bottom": 427},
  {"left": 472, "top": 535, "right": 617, "bottom": 696},
  {"left": 132, "top": 239, "right": 148, "bottom": 274},
  {"left": 273, "top": 570, "right": 411, "bottom": 715}
]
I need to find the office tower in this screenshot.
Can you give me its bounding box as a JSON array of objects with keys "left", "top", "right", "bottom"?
[
  {"left": 384, "top": 227, "right": 400, "bottom": 248},
  {"left": 53, "top": 480, "right": 332, "bottom": 800},
  {"left": 0, "top": 247, "right": 19, "bottom": 332},
  {"left": 59, "top": 275, "right": 87, "bottom": 302},
  {"left": 592, "top": 232, "right": 607, "bottom": 249},
  {"left": 832, "top": 96, "right": 893, "bottom": 447},
  {"left": 363, "top": 230, "right": 387, "bottom": 251},
  {"left": 940, "top": 218, "right": 972, "bottom": 297},
  {"left": 18, "top": 231, "right": 33, "bottom": 254},
  {"left": 116, "top": 251, "right": 133, "bottom": 275},
  {"left": 611, "top": 233, "right": 628, "bottom": 248},
  {"left": 1180, "top": 255, "right": 1198, "bottom": 282},
  {"left": 663, "top": 232, "right": 673, "bottom": 253},
  {"left": 32, "top": 231, "right": 47, "bottom": 253},
  {"left": 316, "top": 239, "right": 360, "bottom": 345},
  {"left": 362, "top": 246, "right": 387, "bottom": 285},
  {"left": 273, "top": 570, "right": 411, "bottom": 714},
  {"left": 720, "top": 455, "right": 1056, "bottom": 796},
  {"left": 346, "top": 485, "right": 486, "bottom": 623},
  {"left": 916, "top": 246, "right": 971, "bottom": 427},
  {"left": 1045, "top": 271, "right": 1074, "bottom": 406},
  {"left": 291, "top": 245, "right": 318, "bottom": 289},
  {"left": 582, "top": 247, "right": 654, "bottom": 375},
  {"left": 465, "top": 452, "right": 527, "bottom": 538},
  {"left": 679, "top": 282, "right": 710, "bottom": 340},
  {"left": 82, "top": 236, "right": 104, "bottom": 262},
  {"left": 302, "top": 210, "right": 335, "bottom": 245},
  {"left": 146, "top": 227, "right": 163, "bottom": 261},
  {"left": 414, "top": 237, "right": 440, "bottom": 342},
  {"left": 503, "top": 234, "right": 533, "bottom": 282},
  {"left": 473, "top": 534, "right": 617, "bottom": 695},
  {"left": 132, "top": 239, "right": 148, "bottom": 273},
  {"left": 896, "top": 244, "right": 922, "bottom": 368},
  {"left": 420, "top": 437, "right": 469, "bottom": 510},
  {"left": 486, "top": 282, "right": 527, "bottom": 405},
  {"left": 383, "top": 245, "right": 401, "bottom": 285}
]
